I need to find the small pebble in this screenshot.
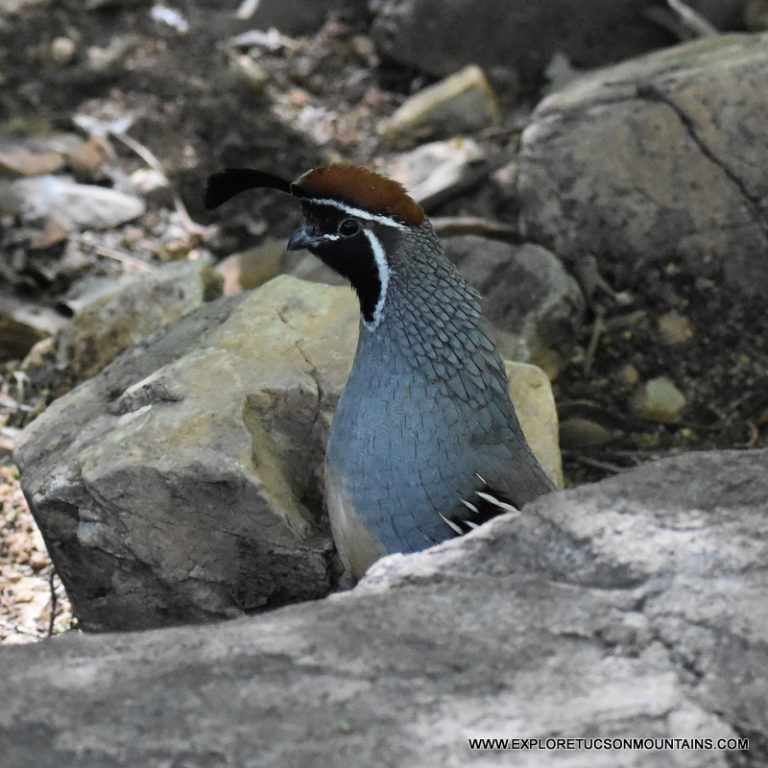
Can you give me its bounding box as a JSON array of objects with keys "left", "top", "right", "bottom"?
[
  {"left": 68, "top": 136, "right": 111, "bottom": 178},
  {"left": 559, "top": 417, "right": 613, "bottom": 449},
  {"left": 29, "top": 551, "right": 49, "bottom": 571},
  {"left": 657, "top": 310, "right": 694, "bottom": 345},
  {"left": 630, "top": 377, "right": 687, "bottom": 423},
  {"left": 51, "top": 36, "right": 77, "bottom": 65},
  {"left": 233, "top": 54, "right": 268, "bottom": 91},
  {"left": 619, "top": 363, "right": 640, "bottom": 386}
]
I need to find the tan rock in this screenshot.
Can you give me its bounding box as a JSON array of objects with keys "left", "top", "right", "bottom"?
[
  {"left": 216, "top": 238, "right": 286, "bottom": 294},
  {"left": 559, "top": 417, "right": 613, "bottom": 450},
  {"left": 50, "top": 36, "right": 77, "bottom": 64},
  {"left": 657, "top": 310, "right": 694, "bottom": 345},
  {"left": 0, "top": 148, "right": 65, "bottom": 177},
  {"left": 384, "top": 138, "right": 488, "bottom": 208},
  {"left": 630, "top": 376, "right": 687, "bottom": 423},
  {"left": 619, "top": 363, "right": 641, "bottom": 386},
  {"left": 505, "top": 361, "right": 563, "bottom": 488},
  {"left": 232, "top": 53, "right": 268, "bottom": 91},
  {"left": 383, "top": 64, "right": 500, "bottom": 140},
  {"left": 57, "top": 260, "right": 223, "bottom": 381},
  {"left": 67, "top": 136, "right": 112, "bottom": 179},
  {"left": 0, "top": 290, "right": 68, "bottom": 361}
]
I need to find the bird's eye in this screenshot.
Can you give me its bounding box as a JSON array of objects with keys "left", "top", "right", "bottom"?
[{"left": 338, "top": 218, "right": 361, "bottom": 237}]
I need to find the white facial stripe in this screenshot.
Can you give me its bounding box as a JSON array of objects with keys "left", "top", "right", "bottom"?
[
  {"left": 300, "top": 196, "right": 407, "bottom": 230},
  {"left": 362, "top": 229, "right": 389, "bottom": 331}
]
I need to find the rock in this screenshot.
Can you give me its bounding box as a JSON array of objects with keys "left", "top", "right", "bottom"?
[
  {"left": 84, "top": 35, "right": 139, "bottom": 74},
  {"left": 517, "top": 32, "right": 768, "bottom": 296},
  {"left": 383, "top": 138, "right": 488, "bottom": 208},
  {"left": 657, "top": 310, "right": 694, "bottom": 346},
  {"left": 444, "top": 236, "right": 584, "bottom": 377},
  {"left": 544, "top": 51, "right": 582, "bottom": 94},
  {"left": 630, "top": 376, "right": 687, "bottom": 423},
  {"left": 0, "top": 174, "right": 145, "bottom": 229},
  {"left": 619, "top": 362, "right": 641, "bottom": 386},
  {"left": 2, "top": 449, "right": 766, "bottom": 765},
  {"left": 15, "top": 276, "right": 561, "bottom": 631},
  {"left": 57, "top": 260, "right": 223, "bottom": 381},
  {"left": 382, "top": 64, "right": 500, "bottom": 140},
  {"left": 369, "top": 0, "right": 742, "bottom": 84},
  {"left": 231, "top": 53, "right": 268, "bottom": 91},
  {"left": 150, "top": 3, "right": 189, "bottom": 33},
  {"left": 505, "top": 361, "right": 562, "bottom": 487},
  {"left": 14, "top": 277, "right": 353, "bottom": 631},
  {"left": 50, "top": 35, "right": 77, "bottom": 64},
  {"left": 559, "top": 417, "right": 614, "bottom": 449},
  {"left": 0, "top": 290, "right": 68, "bottom": 361},
  {"left": 216, "top": 237, "right": 286, "bottom": 294},
  {"left": 0, "top": 147, "right": 64, "bottom": 177},
  {"left": 67, "top": 136, "right": 112, "bottom": 180},
  {"left": 0, "top": 134, "right": 81, "bottom": 178},
  {"left": 282, "top": 249, "right": 344, "bottom": 287},
  {"left": 128, "top": 167, "right": 172, "bottom": 207},
  {"left": 0, "top": 0, "right": 48, "bottom": 13}
]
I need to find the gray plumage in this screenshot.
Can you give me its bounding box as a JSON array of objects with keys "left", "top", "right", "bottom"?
[{"left": 325, "top": 220, "right": 555, "bottom": 577}]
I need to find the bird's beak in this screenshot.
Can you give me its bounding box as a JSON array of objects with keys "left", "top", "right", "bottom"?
[{"left": 287, "top": 225, "right": 323, "bottom": 251}]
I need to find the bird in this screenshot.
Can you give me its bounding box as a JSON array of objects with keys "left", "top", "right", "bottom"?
[{"left": 205, "top": 163, "right": 556, "bottom": 579}]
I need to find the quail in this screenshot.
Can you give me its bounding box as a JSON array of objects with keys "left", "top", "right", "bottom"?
[{"left": 205, "top": 164, "right": 556, "bottom": 578}]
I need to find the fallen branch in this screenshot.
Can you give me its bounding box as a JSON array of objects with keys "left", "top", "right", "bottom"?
[
  {"left": 48, "top": 570, "right": 58, "bottom": 637},
  {"left": 69, "top": 234, "right": 154, "bottom": 272}
]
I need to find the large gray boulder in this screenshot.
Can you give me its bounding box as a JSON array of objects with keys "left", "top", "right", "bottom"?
[
  {"left": 517, "top": 32, "right": 768, "bottom": 296},
  {"left": 15, "top": 275, "right": 560, "bottom": 631},
  {"left": 1, "top": 448, "right": 765, "bottom": 767},
  {"left": 369, "top": 0, "right": 744, "bottom": 83}
]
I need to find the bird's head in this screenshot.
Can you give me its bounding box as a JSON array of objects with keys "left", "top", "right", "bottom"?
[{"left": 205, "top": 163, "right": 426, "bottom": 330}]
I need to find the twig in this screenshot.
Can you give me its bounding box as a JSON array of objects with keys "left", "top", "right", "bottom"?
[
  {"left": 69, "top": 234, "right": 154, "bottom": 272},
  {"left": 236, "top": 0, "right": 259, "bottom": 20},
  {"left": 582, "top": 309, "right": 605, "bottom": 374},
  {"left": 666, "top": 0, "right": 718, "bottom": 37},
  {"left": 644, "top": 1, "right": 718, "bottom": 41},
  {"left": 564, "top": 453, "right": 626, "bottom": 475},
  {"left": 48, "top": 569, "right": 58, "bottom": 637},
  {"left": 736, "top": 421, "right": 760, "bottom": 450}
]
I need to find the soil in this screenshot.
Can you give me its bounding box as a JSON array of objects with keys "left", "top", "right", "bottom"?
[{"left": 1, "top": 1, "right": 766, "bottom": 642}]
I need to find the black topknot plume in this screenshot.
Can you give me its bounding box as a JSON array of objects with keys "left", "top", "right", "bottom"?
[{"left": 204, "top": 168, "right": 292, "bottom": 210}]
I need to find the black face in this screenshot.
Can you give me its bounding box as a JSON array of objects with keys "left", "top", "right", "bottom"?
[{"left": 289, "top": 203, "right": 385, "bottom": 324}]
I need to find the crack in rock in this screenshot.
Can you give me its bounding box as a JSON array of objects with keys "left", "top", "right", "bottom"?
[{"left": 635, "top": 82, "right": 768, "bottom": 237}]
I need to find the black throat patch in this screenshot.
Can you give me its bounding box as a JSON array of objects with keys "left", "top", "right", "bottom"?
[{"left": 301, "top": 203, "right": 390, "bottom": 325}]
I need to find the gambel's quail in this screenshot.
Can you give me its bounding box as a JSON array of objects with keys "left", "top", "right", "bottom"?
[{"left": 205, "top": 164, "right": 556, "bottom": 578}]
